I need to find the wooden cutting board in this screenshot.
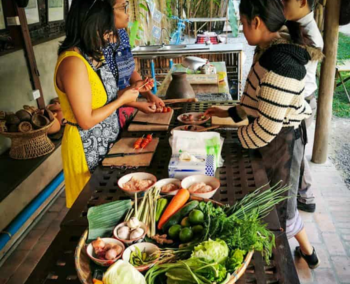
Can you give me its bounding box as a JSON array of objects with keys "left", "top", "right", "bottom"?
[
  {"left": 102, "top": 137, "right": 159, "bottom": 167},
  {"left": 128, "top": 109, "right": 174, "bottom": 132},
  {"left": 211, "top": 106, "right": 248, "bottom": 127}
]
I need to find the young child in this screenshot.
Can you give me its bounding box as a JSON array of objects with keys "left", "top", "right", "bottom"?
[
  {"left": 205, "top": 0, "right": 323, "bottom": 269},
  {"left": 283, "top": 0, "right": 324, "bottom": 214}
]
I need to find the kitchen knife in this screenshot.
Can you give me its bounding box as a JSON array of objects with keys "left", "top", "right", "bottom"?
[{"left": 105, "top": 151, "right": 155, "bottom": 158}]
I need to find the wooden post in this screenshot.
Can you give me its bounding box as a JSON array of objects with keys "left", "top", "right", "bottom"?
[
  {"left": 311, "top": 0, "right": 341, "bottom": 164},
  {"left": 16, "top": 5, "right": 45, "bottom": 109}
]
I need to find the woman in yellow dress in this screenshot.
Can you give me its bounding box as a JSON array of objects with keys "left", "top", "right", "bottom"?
[{"left": 54, "top": 0, "right": 152, "bottom": 207}]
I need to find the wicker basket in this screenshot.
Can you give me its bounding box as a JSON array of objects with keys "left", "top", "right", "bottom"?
[
  {"left": 0, "top": 121, "right": 55, "bottom": 159},
  {"left": 75, "top": 197, "right": 254, "bottom": 284}
]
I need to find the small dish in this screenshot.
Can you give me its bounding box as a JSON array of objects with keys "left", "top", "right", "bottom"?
[
  {"left": 86, "top": 238, "right": 125, "bottom": 267},
  {"left": 118, "top": 172, "right": 157, "bottom": 197},
  {"left": 171, "top": 125, "right": 205, "bottom": 135},
  {"left": 113, "top": 222, "right": 148, "bottom": 245},
  {"left": 181, "top": 174, "right": 220, "bottom": 199},
  {"left": 122, "top": 242, "right": 160, "bottom": 272},
  {"left": 177, "top": 112, "right": 210, "bottom": 125},
  {"left": 155, "top": 178, "right": 182, "bottom": 195}
]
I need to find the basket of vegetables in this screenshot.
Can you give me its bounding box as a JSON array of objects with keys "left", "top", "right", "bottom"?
[{"left": 75, "top": 180, "right": 289, "bottom": 284}]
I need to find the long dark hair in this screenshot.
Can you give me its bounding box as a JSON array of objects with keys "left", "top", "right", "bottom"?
[
  {"left": 239, "top": 0, "right": 305, "bottom": 45},
  {"left": 59, "top": 0, "right": 117, "bottom": 62}
]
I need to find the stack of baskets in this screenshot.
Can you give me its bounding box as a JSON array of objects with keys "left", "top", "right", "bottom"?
[{"left": 0, "top": 106, "right": 55, "bottom": 159}]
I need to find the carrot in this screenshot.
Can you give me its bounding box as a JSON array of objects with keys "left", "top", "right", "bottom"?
[{"left": 157, "top": 188, "right": 190, "bottom": 230}]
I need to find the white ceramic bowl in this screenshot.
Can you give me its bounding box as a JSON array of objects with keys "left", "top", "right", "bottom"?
[
  {"left": 181, "top": 175, "right": 220, "bottom": 199},
  {"left": 155, "top": 178, "right": 182, "bottom": 195},
  {"left": 86, "top": 238, "right": 125, "bottom": 267},
  {"left": 122, "top": 242, "right": 160, "bottom": 272},
  {"left": 171, "top": 125, "right": 205, "bottom": 135},
  {"left": 177, "top": 112, "right": 210, "bottom": 125},
  {"left": 113, "top": 222, "right": 148, "bottom": 245},
  {"left": 118, "top": 172, "right": 157, "bottom": 197}
]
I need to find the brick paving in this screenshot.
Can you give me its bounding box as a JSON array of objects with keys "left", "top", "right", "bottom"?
[{"left": 288, "top": 123, "right": 350, "bottom": 284}]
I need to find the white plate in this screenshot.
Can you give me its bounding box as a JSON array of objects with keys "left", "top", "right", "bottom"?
[
  {"left": 177, "top": 112, "right": 210, "bottom": 125},
  {"left": 170, "top": 125, "right": 205, "bottom": 135}
]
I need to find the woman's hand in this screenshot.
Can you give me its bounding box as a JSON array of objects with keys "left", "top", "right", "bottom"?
[
  {"left": 136, "top": 102, "right": 157, "bottom": 114},
  {"left": 133, "top": 77, "right": 154, "bottom": 93},
  {"left": 204, "top": 107, "right": 229, "bottom": 118},
  {"left": 118, "top": 88, "right": 139, "bottom": 105},
  {"left": 148, "top": 94, "right": 165, "bottom": 107}
]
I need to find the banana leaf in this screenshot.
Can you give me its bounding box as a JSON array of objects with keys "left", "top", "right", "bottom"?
[{"left": 87, "top": 199, "right": 132, "bottom": 242}]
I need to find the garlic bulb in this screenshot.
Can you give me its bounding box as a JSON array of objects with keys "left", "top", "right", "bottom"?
[
  {"left": 105, "top": 249, "right": 118, "bottom": 260},
  {"left": 127, "top": 217, "right": 140, "bottom": 230},
  {"left": 117, "top": 226, "right": 130, "bottom": 240},
  {"left": 130, "top": 228, "right": 144, "bottom": 240}
]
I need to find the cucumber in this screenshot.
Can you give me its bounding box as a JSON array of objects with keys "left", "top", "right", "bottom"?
[
  {"left": 179, "top": 201, "right": 199, "bottom": 217},
  {"left": 162, "top": 201, "right": 199, "bottom": 232},
  {"left": 162, "top": 211, "right": 182, "bottom": 232}
]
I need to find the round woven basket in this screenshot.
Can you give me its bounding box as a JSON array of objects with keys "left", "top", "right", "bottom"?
[
  {"left": 75, "top": 197, "right": 254, "bottom": 284},
  {"left": 0, "top": 120, "right": 55, "bottom": 159}
]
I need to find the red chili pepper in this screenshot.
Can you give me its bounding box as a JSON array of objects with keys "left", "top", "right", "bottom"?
[
  {"left": 134, "top": 136, "right": 144, "bottom": 149},
  {"left": 141, "top": 138, "right": 151, "bottom": 149}
]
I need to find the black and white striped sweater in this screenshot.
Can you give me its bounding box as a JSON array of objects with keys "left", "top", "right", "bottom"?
[{"left": 229, "top": 40, "right": 320, "bottom": 149}]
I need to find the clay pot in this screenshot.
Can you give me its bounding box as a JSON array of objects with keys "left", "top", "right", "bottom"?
[
  {"left": 16, "top": 110, "right": 32, "bottom": 122},
  {"left": 18, "top": 121, "right": 33, "bottom": 133},
  {"left": 47, "top": 103, "right": 64, "bottom": 125},
  {"left": 47, "top": 113, "right": 61, "bottom": 135},
  {"left": 165, "top": 72, "right": 195, "bottom": 100},
  {"left": 43, "top": 109, "right": 55, "bottom": 122},
  {"left": 23, "top": 105, "right": 38, "bottom": 115},
  {"left": 6, "top": 114, "right": 20, "bottom": 127},
  {"left": 32, "top": 113, "right": 50, "bottom": 129},
  {"left": 0, "top": 111, "right": 6, "bottom": 120},
  {"left": 0, "top": 121, "right": 7, "bottom": 132}
]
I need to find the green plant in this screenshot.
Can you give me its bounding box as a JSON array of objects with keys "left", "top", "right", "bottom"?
[{"left": 129, "top": 0, "right": 148, "bottom": 47}]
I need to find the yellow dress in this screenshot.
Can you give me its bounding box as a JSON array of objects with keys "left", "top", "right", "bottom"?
[{"left": 54, "top": 51, "right": 108, "bottom": 208}]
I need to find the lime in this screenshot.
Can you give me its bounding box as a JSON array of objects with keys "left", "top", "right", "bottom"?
[
  {"left": 181, "top": 217, "right": 191, "bottom": 227},
  {"left": 192, "top": 224, "right": 204, "bottom": 236},
  {"left": 179, "top": 227, "right": 193, "bottom": 243},
  {"left": 168, "top": 224, "right": 182, "bottom": 239},
  {"left": 188, "top": 209, "right": 204, "bottom": 225}
]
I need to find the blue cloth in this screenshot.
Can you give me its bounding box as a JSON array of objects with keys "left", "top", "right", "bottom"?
[{"left": 103, "top": 29, "right": 135, "bottom": 90}]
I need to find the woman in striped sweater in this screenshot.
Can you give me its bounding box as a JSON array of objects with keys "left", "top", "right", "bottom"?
[{"left": 205, "top": 0, "right": 323, "bottom": 269}]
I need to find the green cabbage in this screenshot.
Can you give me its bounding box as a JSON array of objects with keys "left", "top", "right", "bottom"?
[
  {"left": 226, "top": 248, "right": 246, "bottom": 273},
  {"left": 191, "top": 239, "right": 229, "bottom": 264},
  {"left": 103, "top": 260, "right": 146, "bottom": 284}
]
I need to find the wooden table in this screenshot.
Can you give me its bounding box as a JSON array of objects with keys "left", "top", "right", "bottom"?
[
  {"left": 188, "top": 17, "right": 228, "bottom": 38},
  {"left": 157, "top": 62, "right": 231, "bottom": 98},
  {"left": 25, "top": 101, "right": 299, "bottom": 284}
]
